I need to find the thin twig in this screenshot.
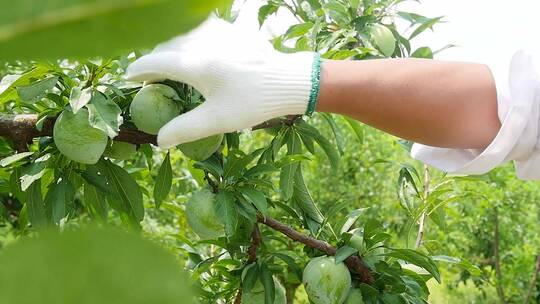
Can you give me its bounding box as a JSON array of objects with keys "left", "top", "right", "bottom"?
[{"left": 257, "top": 214, "right": 374, "bottom": 284}]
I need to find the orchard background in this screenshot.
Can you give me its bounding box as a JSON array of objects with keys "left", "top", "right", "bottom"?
[{"left": 0, "top": 1, "right": 539, "bottom": 303}]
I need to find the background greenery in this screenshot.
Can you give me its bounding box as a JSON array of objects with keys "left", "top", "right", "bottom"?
[{"left": 0, "top": 0, "right": 539, "bottom": 303}]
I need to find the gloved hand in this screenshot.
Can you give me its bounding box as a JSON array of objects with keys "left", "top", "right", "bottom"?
[{"left": 125, "top": 17, "right": 320, "bottom": 148}]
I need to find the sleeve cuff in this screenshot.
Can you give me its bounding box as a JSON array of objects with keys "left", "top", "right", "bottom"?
[{"left": 411, "top": 50, "right": 540, "bottom": 179}]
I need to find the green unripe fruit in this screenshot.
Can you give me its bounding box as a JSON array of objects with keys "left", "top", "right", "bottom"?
[
  {"left": 242, "top": 277, "right": 286, "bottom": 304},
  {"left": 349, "top": 228, "right": 366, "bottom": 255},
  {"left": 53, "top": 108, "right": 108, "bottom": 164},
  {"left": 344, "top": 288, "right": 364, "bottom": 304},
  {"left": 104, "top": 141, "right": 137, "bottom": 160},
  {"left": 185, "top": 189, "right": 224, "bottom": 239},
  {"left": 130, "top": 84, "right": 181, "bottom": 135},
  {"left": 302, "top": 256, "right": 351, "bottom": 304},
  {"left": 178, "top": 134, "right": 224, "bottom": 161}
]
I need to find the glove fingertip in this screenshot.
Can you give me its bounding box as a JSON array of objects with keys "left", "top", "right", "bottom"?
[{"left": 157, "top": 132, "right": 179, "bottom": 149}]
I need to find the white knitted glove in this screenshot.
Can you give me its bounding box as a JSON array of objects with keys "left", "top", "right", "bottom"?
[{"left": 125, "top": 17, "right": 319, "bottom": 148}]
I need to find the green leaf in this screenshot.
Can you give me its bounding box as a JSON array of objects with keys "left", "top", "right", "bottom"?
[
  {"left": 153, "top": 152, "right": 172, "bottom": 208},
  {"left": 313, "top": 132, "right": 340, "bottom": 172},
  {"left": 258, "top": 4, "right": 279, "bottom": 27},
  {"left": 194, "top": 155, "right": 223, "bottom": 179},
  {"left": 214, "top": 191, "right": 238, "bottom": 237},
  {"left": 370, "top": 24, "right": 396, "bottom": 57},
  {"left": 86, "top": 92, "right": 123, "bottom": 138},
  {"left": 296, "top": 121, "right": 340, "bottom": 171},
  {"left": 409, "top": 16, "right": 444, "bottom": 40},
  {"left": 279, "top": 132, "right": 302, "bottom": 201},
  {"left": 0, "top": 66, "right": 50, "bottom": 104},
  {"left": 340, "top": 208, "right": 368, "bottom": 234},
  {"left": 321, "top": 113, "right": 345, "bottom": 155},
  {"left": 384, "top": 248, "right": 441, "bottom": 283},
  {"left": 99, "top": 160, "right": 144, "bottom": 223},
  {"left": 397, "top": 12, "right": 432, "bottom": 25},
  {"left": 411, "top": 47, "right": 433, "bottom": 59},
  {"left": 299, "top": 132, "right": 316, "bottom": 155},
  {"left": 20, "top": 154, "right": 50, "bottom": 191},
  {"left": 226, "top": 132, "right": 240, "bottom": 151},
  {"left": 242, "top": 263, "right": 259, "bottom": 294},
  {"left": 17, "top": 76, "right": 58, "bottom": 102},
  {"left": 293, "top": 167, "right": 323, "bottom": 224},
  {"left": 431, "top": 255, "right": 482, "bottom": 276},
  {"left": 26, "top": 180, "right": 47, "bottom": 228},
  {"left": 69, "top": 87, "right": 92, "bottom": 113},
  {"left": 223, "top": 151, "right": 253, "bottom": 179},
  {"left": 83, "top": 182, "right": 108, "bottom": 221},
  {"left": 260, "top": 263, "right": 275, "bottom": 304},
  {"left": 79, "top": 165, "right": 114, "bottom": 195},
  {"left": 343, "top": 116, "right": 364, "bottom": 143},
  {"left": 44, "top": 178, "right": 75, "bottom": 225},
  {"left": 0, "top": 0, "right": 227, "bottom": 61},
  {"left": 335, "top": 246, "right": 358, "bottom": 264},
  {"left": 0, "top": 151, "right": 33, "bottom": 167},
  {"left": 236, "top": 200, "right": 257, "bottom": 223},
  {"left": 9, "top": 168, "right": 24, "bottom": 202},
  {"left": 272, "top": 252, "right": 302, "bottom": 279},
  {"left": 244, "top": 164, "right": 277, "bottom": 179},
  {"left": 359, "top": 283, "right": 380, "bottom": 299},
  {"left": 285, "top": 22, "right": 314, "bottom": 39},
  {"left": 239, "top": 187, "right": 268, "bottom": 216}
]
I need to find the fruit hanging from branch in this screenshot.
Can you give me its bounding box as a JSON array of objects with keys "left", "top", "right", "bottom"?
[
  {"left": 178, "top": 133, "right": 224, "bottom": 161},
  {"left": 130, "top": 84, "right": 182, "bottom": 135},
  {"left": 53, "top": 108, "right": 108, "bottom": 165},
  {"left": 302, "top": 256, "right": 352, "bottom": 304},
  {"left": 185, "top": 188, "right": 225, "bottom": 240}
]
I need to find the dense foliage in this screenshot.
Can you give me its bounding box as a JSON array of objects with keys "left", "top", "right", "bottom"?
[{"left": 1, "top": 0, "right": 539, "bottom": 303}]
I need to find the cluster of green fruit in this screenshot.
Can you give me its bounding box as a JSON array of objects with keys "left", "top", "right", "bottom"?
[
  {"left": 53, "top": 84, "right": 223, "bottom": 164},
  {"left": 186, "top": 189, "right": 365, "bottom": 304}
]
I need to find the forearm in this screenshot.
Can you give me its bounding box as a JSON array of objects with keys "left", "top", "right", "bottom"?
[{"left": 316, "top": 59, "right": 500, "bottom": 149}]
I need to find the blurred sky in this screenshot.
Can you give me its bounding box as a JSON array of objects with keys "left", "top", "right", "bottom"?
[{"left": 233, "top": 0, "right": 540, "bottom": 76}]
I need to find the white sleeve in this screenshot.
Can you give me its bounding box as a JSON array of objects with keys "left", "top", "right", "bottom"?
[{"left": 411, "top": 50, "right": 540, "bottom": 180}]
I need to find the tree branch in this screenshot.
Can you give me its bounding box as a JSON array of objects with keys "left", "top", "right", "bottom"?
[
  {"left": 234, "top": 225, "right": 262, "bottom": 304},
  {"left": 247, "top": 225, "right": 262, "bottom": 263},
  {"left": 0, "top": 113, "right": 375, "bottom": 285},
  {"left": 0, "top": 114, "right": 302, "bottom": 152},
  {"left": 257, "top": 214, "right": 374, "bottom": 284}
]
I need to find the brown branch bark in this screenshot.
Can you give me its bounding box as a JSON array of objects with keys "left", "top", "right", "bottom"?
[
  {"left": 257, "top": 214, "right": 374, "bottom": 284},
  {"left": 524, "top": 253, "right": 540, "bottom": 304},
  {"left": 234, "top": 225, "right": 262, "bottom": 304},
  {"left": 0, "top": 114, "right": 300, "bottom": 152},
  {"left": 0, "top": 113, "right": 374, "bottom": 286},
  {"left": 247, "top": 225, "right": 262, "bottom": 263},
  {"left": 494, "top": 208, "right": 507, "bottom": 304}
]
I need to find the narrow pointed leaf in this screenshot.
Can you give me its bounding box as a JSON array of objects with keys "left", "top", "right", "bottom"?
[{"left": 154, "top": 152, "right": 172, "bottom": 208}]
